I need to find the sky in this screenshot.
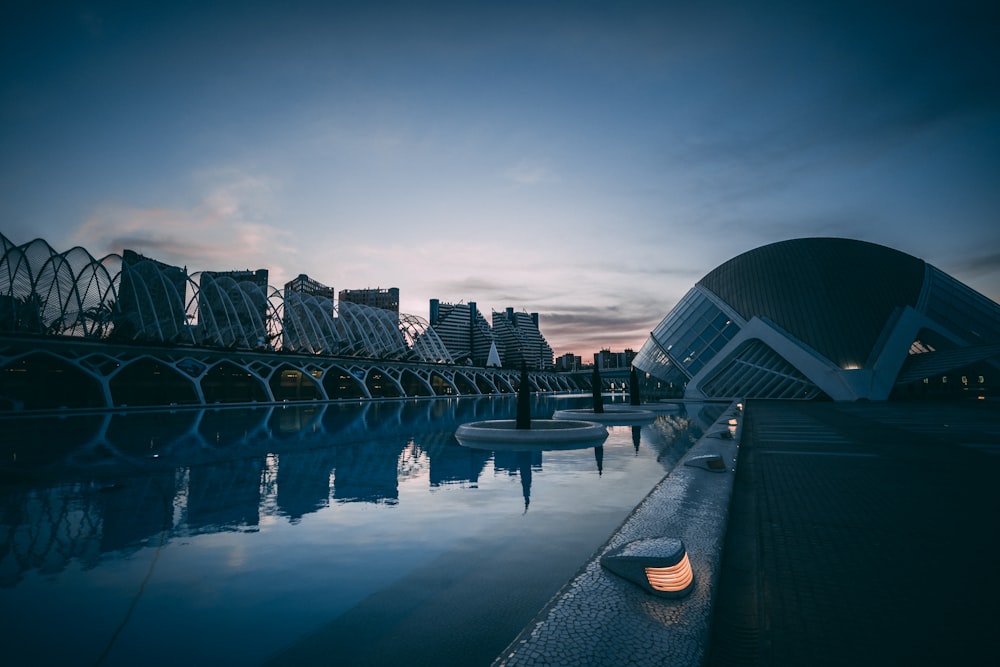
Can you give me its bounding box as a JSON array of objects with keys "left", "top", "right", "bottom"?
[{"left": 2, "top": 0, "right": 999, "bottom": 358}]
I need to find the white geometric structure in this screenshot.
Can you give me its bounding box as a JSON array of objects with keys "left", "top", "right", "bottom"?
[
  {"left": 0, "top": 232, "right": 452, "bottom": 363},
  {"left": 634, "top": 238, "right": 1000, "bottom": 401},
  {"left": 486, "top": 341, "right": 502, "bottom": 368}
]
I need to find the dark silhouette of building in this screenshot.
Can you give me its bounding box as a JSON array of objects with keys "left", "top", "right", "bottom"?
[
  {"left": 428, "top": 299, "right": 496, "bottom": 365},
  {"left": 634, "top": 237, "right": 1000, "bottom": 401},
  {"left": 339, "top": 287, "right": 399, "bottom": 314},
  {"left": 196, "top": 268, "right": 270, "bottom": 349},
  {"left": 116, "top": 249, "right": 190, "bottom": 342},
  {"left": 492, "top": 307, "right": 554, "bottom": 370}
]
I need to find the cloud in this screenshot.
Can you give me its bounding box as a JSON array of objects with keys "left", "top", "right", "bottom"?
[
  {"left": 503, "top": 161, "right": 551, "bottom": 186},
  {"left": 537, "top": 297, "right": 672, "bottom": 356},
  {"left": 71, "top": 168, "right": 300, "bottom": 283},
  {"left": 939, "top": 249, "right": 1000, "bottom": 303},
  {"left": 962, "top": 252, "right": 1000, "bottom": 273}
]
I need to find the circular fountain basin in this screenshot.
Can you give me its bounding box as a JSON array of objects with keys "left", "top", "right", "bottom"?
[
  {"left": 455, "top": 419, "right": 608, "bottom": 450},
  {"left": 552, "top": 405, "right": 657, "bottom": 424}
]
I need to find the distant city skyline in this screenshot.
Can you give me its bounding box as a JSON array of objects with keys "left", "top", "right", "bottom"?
[{"left": 3, "top": 1, "right": 999, "bottom": 357}]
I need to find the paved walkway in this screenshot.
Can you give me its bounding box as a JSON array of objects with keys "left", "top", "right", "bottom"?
[
  {"left": 494, "top": 402, "right": 743, "bottom": 667},
  {"left": 708, "top": 400, "right": 1000, "bottom": 666}
]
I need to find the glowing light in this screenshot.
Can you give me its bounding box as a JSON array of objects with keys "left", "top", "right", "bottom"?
[
  {"left": 600, "top": 537, "right": 695, "bottom": 598},
  {"left": 645, "top": 552, "right": 694, "bottom": 592}
]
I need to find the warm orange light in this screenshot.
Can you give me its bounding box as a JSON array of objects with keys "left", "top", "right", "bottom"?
[
  {"left": 601, "top": 537, "right": 695, "bottom": 598},
  {"left": 645, "top": 552, "right": 694, "bottom": 592}
]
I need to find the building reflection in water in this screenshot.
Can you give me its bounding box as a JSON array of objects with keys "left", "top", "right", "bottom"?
[{"left": 0, "top": 396, "right": 724, "bottom": 591}]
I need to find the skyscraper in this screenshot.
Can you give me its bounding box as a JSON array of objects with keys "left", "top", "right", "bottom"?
[
  {"left": 338, "top": 287, "right": 399, "bottom": 313},
  {"left": 428, "top": 299, "right": 495, "bottom": 365},
  {"left": 115, "top": 249, "right": 190, "bottom": 343},
  {"left": 491, "top": 307, "right": 554, "bottom": 370},
  {"left": 283, "top": 274, "right": 335, "bottom": 354},
  {"left": 196, "top": 268, "right": 270, "bottom": 349}
]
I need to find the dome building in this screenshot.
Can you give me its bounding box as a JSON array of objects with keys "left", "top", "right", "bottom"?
[{"left": 633, "top": 238, "right": 1000, "bottom": 401}]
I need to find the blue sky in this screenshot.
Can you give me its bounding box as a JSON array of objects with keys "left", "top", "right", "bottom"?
[{"left": 3, "top": 0, "right": 998, "bottom": 357}]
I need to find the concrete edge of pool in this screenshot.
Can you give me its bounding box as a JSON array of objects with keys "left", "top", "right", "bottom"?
[{"left": 492, "top": 400, "right": 743, "bottom": 667}]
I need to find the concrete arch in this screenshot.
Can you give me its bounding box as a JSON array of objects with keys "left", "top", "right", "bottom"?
[
  {"left": 473, "top": 372, "right": 499, "bottom": 394},
  {"left": 533, "top": 374, "right": 556, "bottom": 392},
  {"left": 429, "top": 370, "right": 462, "bottom": 395},
  {"left": 514, "top": 374, "right": 539, "bottom": 392},
  {"left": 366, "top": 367, "right": 404, "bottom": 398},
  {"left": 493, "top": 372, "right": 515, "bottom": 393},
  {"left": 109, "top": 356, "right": 200, "bottom": 407},
  {"left": 201, "top": 361, "right": 270, "bottom": 403},
  {"left": 269, "top": 364, "right": 326, "bottom": 402},
  {"left": 1, "top": 333, "right": 582, "bottom": 411},
  {"left": 322, "top": 364, "right": 369, "bottom": 399},
  {"left": 398, "top": 368, "right": 434, "bottom": 396},
  {"left": 451, "top": 371, "right": 480, "bottom": 395},
  {"left": 0, "top": 351, "right": 105, "bottom": 410}
]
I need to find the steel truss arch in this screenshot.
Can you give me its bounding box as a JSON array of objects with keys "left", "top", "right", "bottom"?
[{"left": 0, "top": 231, "right": 463, "bottom": 364}]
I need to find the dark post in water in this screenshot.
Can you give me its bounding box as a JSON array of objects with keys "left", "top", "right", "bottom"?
[
  {"left": 630, "top": 366, "right": 641, "bottom": 406},
  {"left": 592, "top": 364, "right": 604, "bottom": 414},
  {"left": 517, "top": 363, "right": 532, "bottom": 429}
]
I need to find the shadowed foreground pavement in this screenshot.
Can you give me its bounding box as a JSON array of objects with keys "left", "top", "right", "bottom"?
[{"left": 708, "top": 400, "right": 1000, "bottom": 666}]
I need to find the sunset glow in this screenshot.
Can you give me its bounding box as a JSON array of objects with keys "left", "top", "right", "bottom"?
[{"left": 3, "top": 1, "right": 998, "bottom": 358}]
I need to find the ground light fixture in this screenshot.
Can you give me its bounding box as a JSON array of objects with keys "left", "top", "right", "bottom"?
[{"left": 600, "top": 537, "right": 695, "bottom": 598}]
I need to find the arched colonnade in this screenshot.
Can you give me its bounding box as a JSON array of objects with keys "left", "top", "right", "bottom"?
[{"left": 0, "top": 337, "right": 584, "bottom": 411}]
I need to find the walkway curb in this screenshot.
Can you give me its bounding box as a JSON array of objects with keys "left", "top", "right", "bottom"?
[{"left": 493, "top": 401, "right": 743, "bottom": 667}]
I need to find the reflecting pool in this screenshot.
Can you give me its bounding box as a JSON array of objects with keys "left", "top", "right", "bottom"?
[{"left": 0, "top": 395, "right": 720, "bottom": 667}]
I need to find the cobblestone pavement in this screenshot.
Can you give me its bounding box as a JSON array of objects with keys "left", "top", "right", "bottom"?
[
  {"left": 708, "top": 400, "right": 1000, "bottom": 666},
  {"left": 494, "top": 403, "right": 743, "bottom": 667}
]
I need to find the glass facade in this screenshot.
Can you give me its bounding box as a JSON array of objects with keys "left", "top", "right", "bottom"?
[
  {"left": 924, "top": 266, "right": 1000, "bottom": 346},
  {"left": 636, "top": 239, "right": 1000, "bottom": 401},
  {"left": 634, "top": 287, "right": 741, "bottom": 384}
]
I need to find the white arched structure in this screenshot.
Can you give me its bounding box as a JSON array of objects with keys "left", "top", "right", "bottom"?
[
  {"left": 0, "top": 231, "right": 454, "bottom": 364},
  {"left": 635, "top": 238, "right": 1000, "bottom": 401}
]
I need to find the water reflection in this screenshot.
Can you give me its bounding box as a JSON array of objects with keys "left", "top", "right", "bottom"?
[
  {"left": 0, "top": 397, "right": 725, "bottom": 586},
  {"left": 0, "top": 395, "right": 723, "bottom": 666}
]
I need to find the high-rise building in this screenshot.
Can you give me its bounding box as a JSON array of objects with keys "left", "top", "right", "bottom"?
[
  {"left": 283, "top": 274, "right": 335, "bottom": 353},
  {"left": 491, "top": 307, "right": 554, "bottom": 370},
  {"left": 338, "top": 287, "right": 399, "bottom": 314},
  {"left": 115, "top": 249, "right": 190, "bottom": 342},
  {"left": 428, "top": 299, "right": 495, "bottom": 365},
  {"left": 555, "top": 353, "right": 582, "bottom": 371},
  {"left": 197, "top": 268, "right": 270, "bottom": 349},
  {"left": 594, "top": 348, "right": 636, "bottom": 370},
  {"left": 201, "top": 268, "right": 269, "bottom": 292},
  {"left": 285, "top": 274, "right": 334, "bottom": 300}
]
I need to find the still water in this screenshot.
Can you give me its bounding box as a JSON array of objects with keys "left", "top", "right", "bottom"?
[{"left": 0, "top": 394, "right": 716, "bottom": 666}]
